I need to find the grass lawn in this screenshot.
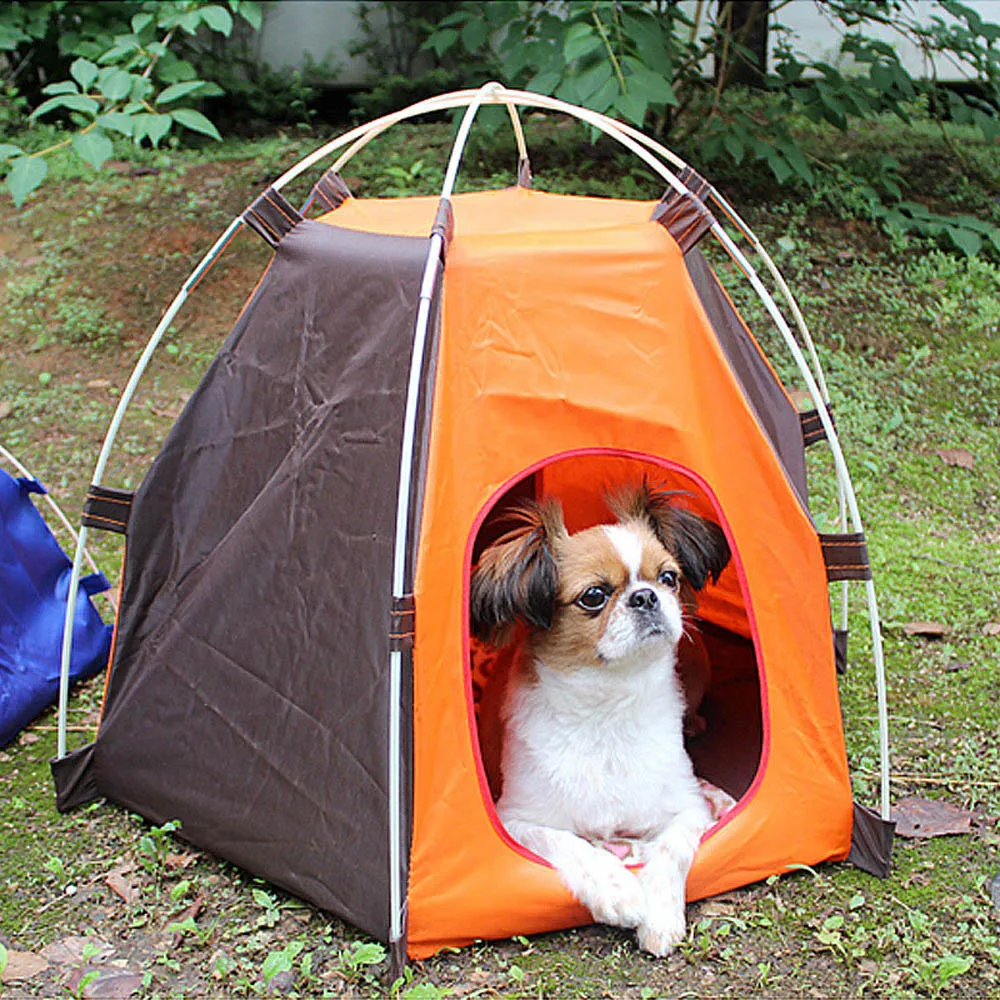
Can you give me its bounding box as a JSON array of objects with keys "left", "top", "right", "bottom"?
[{"left": 1, "top": 108, "right": 999, "bottom": 998}]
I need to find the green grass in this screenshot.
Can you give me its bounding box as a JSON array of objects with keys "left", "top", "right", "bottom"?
[{"left": 1, "top": 108, "right": 999, "bottom": 998}]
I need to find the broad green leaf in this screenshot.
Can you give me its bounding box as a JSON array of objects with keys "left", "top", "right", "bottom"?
[
  {"left": 623, "top": 57, "right": 677, "bottom": 106},
  {"left": 170, "top": 108, "right": 222, "bottom": 140},
  {"left": 426, "top": 28, "right": 458, "bottom": 58},
  {"left": 0, "top": 24, "right": 31, "bottom": 51},
  {"left": 179, "top": 10, "right": 204, "bottom": 35},
  {"left": 70, "top": 57, "right": 99, "bottom": 92},
  {"left": 155, "top": 81, "right": 206, "bottom": 105},
  {"left": 563, "top": 23, "right": 601, "bottom": 63},
  {"left": 31, "top": 94, "right": 99, "bottom": 119},
  {"left": 767, "top": 152, "right": 794, "bottom": 184},
  {"left": 573, "top": 59, "right": 614, "bottom": 103},
  {"left": 130, "top": 76, "right": 154, "bottom": 103},
  {"left": 199, "top": 5, "right": 234, "bottom": 36},
  {"left": 5, "top": 156, "right": 48, "bottom": 207},
  {"left": 132, "top": 112, "right": 173, "bottom": 148},
  {"left": 0, "top": 143, "right": 23, "bottom": 161},
  {"left": 98, "top": 112, "right": 134, "bottom": 137},
  {"left": 155, "top": 54, "right": 198, "bottom": 84},
  {"left": 614, "top": 90, "right": 649, "bottom": 126},
  {"left": 588, "top": 74, "right": 619, "bottom": 114},
  {"left": 72, "top": 129, "right": 114, "bottom": 170},
  {"left": 42, "top": 80, "right": 79, "bottom": 96},
  {"left": 527, "top": 69, "right": 562, "bottom": 96},
  {"left": 461, "top": 17, "right": 489, "bottom": 52},
  {"left": 724, "top": 133, "right": 745, "bottom": 164},
  {"left": 236, "top": 2, "right": 263, "bottom": 31},
  {"left": 131, "top": 12, "right": 154, "bottom": 35},
  {"left": 946, "top": 225, "right": 982, "bottom": 257},
  {"left": 97, "top": 67, "right": 134, "bottom": 102}
]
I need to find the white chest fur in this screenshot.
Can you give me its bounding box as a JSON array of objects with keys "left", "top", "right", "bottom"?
[{"left": 497, "top": 651, "right": 705, "bottom": 842}]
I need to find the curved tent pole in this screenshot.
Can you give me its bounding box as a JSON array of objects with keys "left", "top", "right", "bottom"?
[
  {"left": 56, "top": 218, "right": 244, "bottom": 759},
  {"left": 325, "top": 95, "right": 529, "bottom": 188},
  {"left": 387, "top": 78, "right": 499, "bottom": 956}
]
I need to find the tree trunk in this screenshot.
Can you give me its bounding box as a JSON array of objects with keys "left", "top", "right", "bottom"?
[{"left": 716, "top": 1, "right": 770, "bottom": 90}]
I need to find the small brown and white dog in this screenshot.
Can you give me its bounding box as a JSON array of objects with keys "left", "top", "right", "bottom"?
[{"left": 470, "top": 483, "right": 736, "bottom": 955}]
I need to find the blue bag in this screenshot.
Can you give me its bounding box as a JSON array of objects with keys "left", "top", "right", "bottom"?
[{"left": 0, "top": 469, "right": 113, "bottom": 746}]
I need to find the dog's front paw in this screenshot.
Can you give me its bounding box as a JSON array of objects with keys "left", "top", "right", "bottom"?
[
  {"left": 636, "top": 906, "right": 687, "bottom": 957},
  {"left": 698, "top": 779, "right": 737, "bottom": 821},
  {"left": 571, "top": 854, "right": 646, "bottom": 929}
]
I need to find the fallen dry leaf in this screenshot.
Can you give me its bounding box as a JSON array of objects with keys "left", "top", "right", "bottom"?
[
  {"left": 40, "top": 936, "right": 114, "bottom": 966},
  {"left": 935, "top": 448, "right": 975, "bottom": 469},
  {"left": 18, "top": 731, "right": 40, "bottom": 746},
  {"left": 903, "top": 621, "right": 951, "bottom": 638},
  {"left": 984, "top": 622, "right": 1000, "bottom": 637},
  {"left": 943, "top": 661, "right": 971, "bottom": 673},
  {"left": 165, "top": 851, "right": 200, "bottom": 870},
  {"left": 893, "top": 796, "right": 974, "bottom": 838},
  {"left": 105, "top": 869, "right": 139, "bottom": 905},
  {"left": 65, "top": 964, "right": 143, "bottom": 1000},
  {"left": 2, "top": 949, "right": 50, "bottom": 983},
  {"left": 0, "top": 401, "right": 12, "bottom": 420}
]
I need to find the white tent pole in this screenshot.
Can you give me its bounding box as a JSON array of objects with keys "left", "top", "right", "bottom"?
[
  {"left": 327, "top": 94, "right": 529, "bottom": 184},
  {"left": 56, "top": 217, "right": 244, "bottom": 759},
  {"left": 387, "top": 79, "right": 497, "bottom": 952}
]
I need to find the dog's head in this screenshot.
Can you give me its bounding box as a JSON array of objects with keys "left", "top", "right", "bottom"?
[{"left": 470, "top": 482, "right": 731, "bottom": 670}]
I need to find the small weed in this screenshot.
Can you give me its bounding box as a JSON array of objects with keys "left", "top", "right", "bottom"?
[
  {"left": 339, "top": 939, "right": 387, "bottom": 984},
  {"left": 251, "top": 887, "right": 281, "bottom": 928},
  {"left": 260, "top": 939, "right": 305, "bottom": 990},
  {"left": 136, "top": 818, "right": 181, "bottom": 895}
]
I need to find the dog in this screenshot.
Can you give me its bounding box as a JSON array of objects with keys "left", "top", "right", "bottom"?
[{"left": 470, "top": 482, "right": 736, "bottom": 955}]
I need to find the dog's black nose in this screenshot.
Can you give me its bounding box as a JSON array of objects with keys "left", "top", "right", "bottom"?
[{"left": 628, "top": 588, "right": 658, "bottom": 611}]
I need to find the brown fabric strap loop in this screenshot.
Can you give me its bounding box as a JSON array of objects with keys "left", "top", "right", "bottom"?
[
  {"left": 820, "top": 532, "right": 873, "bottom": 582},
  {"left": 243, "top": 187, "right": 303, "bottom": 248},
  {"left": 651, "top": 166, "right": 716, "bottom": 254},
  {"left": 82, "top": 484, "right": 134, "bottom": 535},
  {"left": 801, "top": 405, "right": 835, "bottom": 447},
  {"left": 517, "top": 156, "right": 532, "bottom": 189},
  {"left": 390, "top": 594, "right": 415, "bottom": 651},
  {"left": 310, "top": 170, "right": 352, "bottom": 213},
  {"left": 431, "top": 199, "right": 455, "bottom": 250}
]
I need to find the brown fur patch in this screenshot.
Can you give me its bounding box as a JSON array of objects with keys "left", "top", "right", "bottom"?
[{"left": 530, "top": 522, "right": 683, "bottom": 671}]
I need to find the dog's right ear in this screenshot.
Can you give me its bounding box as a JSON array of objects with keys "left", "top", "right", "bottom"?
[{"left": 470, "top": 499, "right": 565, "bottom": 646}]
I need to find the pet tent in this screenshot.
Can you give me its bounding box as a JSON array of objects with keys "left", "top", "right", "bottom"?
[
  {"left": 52, "top": 85, "right": 894, "bottom": 962},
  {"left": 0, "top": 445, "right": 112, "bottom": 746}
]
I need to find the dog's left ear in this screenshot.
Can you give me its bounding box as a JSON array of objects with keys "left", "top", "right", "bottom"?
[{"left": 613, "top": 481, "right": 731, "bottom": 591}]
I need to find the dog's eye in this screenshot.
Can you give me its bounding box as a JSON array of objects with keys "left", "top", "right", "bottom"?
[
  {"left": 658, "top": 569, "right": 679, "bottom": 590},
  {"left": 575, "top": 586, "right": 610, "bottom": 612}
]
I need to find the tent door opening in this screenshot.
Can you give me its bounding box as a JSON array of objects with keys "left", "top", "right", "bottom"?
[{"left": 465, "top": 451, "right": 765, "bottom": 847}]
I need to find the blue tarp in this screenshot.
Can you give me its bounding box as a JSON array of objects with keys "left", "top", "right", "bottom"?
[{"left": 0, "top": 469, "right": 112, "bottom": 746}]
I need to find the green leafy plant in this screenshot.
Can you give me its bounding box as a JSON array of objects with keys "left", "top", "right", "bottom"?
[
  {"left": 0, "top": 1, "right": 262, "bottom": 205},
  {"left": 424, "top": 1, "right": 1000, "bottom": 255},
  {"left": 260, "top": 939, "right": 304, "bottom": 989},
  {"left": 136, "top": 818, "right": 181, "bottom": 889}
]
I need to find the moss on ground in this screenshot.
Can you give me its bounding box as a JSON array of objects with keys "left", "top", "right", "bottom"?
[{"left": 1, "top": 111, "right": 999, "bottom": 998}]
